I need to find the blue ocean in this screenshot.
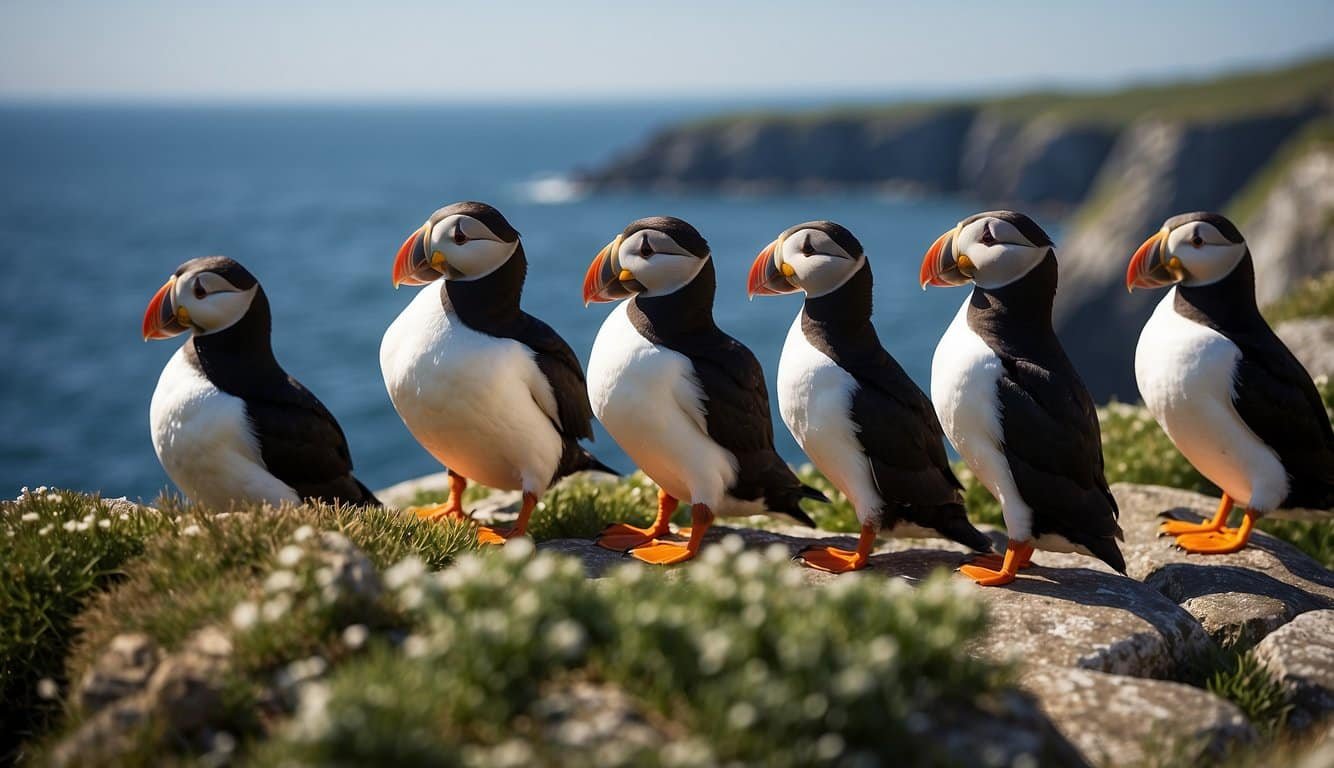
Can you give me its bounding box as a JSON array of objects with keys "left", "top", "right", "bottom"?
[{"left": 0, "top": 103, "right": 1023, "bottom": 501}]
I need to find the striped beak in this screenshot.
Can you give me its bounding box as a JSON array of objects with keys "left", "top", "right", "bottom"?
[
  {"left": 747, "top": 236, "right": 799, "bottom": 298},
  {"left": 1126, "top": 229, "right": 1182, "bottom": 292},
  {"left": 919, "top": 226, "right": 972, "bottom": 288},
  {"left": 142, "top": 277, "right": 188, "bottom": 341},
  {"left": 582, "top": 235, "right": 639, "bottom": 305},
  {"left": 392, "top": 223, "right": 440, "bottom": 288}
]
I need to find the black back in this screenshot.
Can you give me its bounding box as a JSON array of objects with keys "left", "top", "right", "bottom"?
[
  {"left": 801, "top": 261, "right": 989, "bottom": 551},
  {"left": 439, "top": 241, "right": 613, "bottom": 482},
  {"left": 966, "top": 252, "right": 1125, "bottom": 571},
  {"left": 1175, "top": 253, "right": 1334, "bottom": 510},
  {"left": 627, "top": 258, "right": 820, "bottom": 524},
  {"left": 183, "top": 258, "right": 378, "bottom": 506}
]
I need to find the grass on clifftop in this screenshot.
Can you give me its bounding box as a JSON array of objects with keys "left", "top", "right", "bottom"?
[{"left": 1227, "top": 119, "right": 1334, "bottom": 227}]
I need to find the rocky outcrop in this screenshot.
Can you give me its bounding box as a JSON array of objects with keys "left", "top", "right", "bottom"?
[
  {"left": 958, "top": 115, "right": 1117, "bottom": 207},
  {"left": 1277, "top": 317, "right": 1334, "bottom": 378}
]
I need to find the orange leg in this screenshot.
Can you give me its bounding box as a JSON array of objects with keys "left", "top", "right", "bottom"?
[
  {"left": 797, "top": 524, "right": 877, "bottom": 574},
  {"left": 477, "top": 492, "right": 537, "bottom": 546},
  {"left": 596, "top": 489, "right": 678, "bottom": 551},
  {"left": 628, "top": 503, "right": 714, "bottom": 565},
  {"left": 1174, "top": 508, "right": 1257, "bottom": 555},
  {"left": 967, "top": 546, "right": 1035, "bottom": 572},
  {"left": 414, "top": 471, "right": 469, "bottom": 522},
  {"left": 1160, "top": 494, "right": 1232, "bottom": 536},
  {"left": 958, "top": 539, "right": 1033, "bottom": 587}
]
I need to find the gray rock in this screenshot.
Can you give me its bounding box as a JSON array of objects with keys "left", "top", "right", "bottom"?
[
  {"left": 1276, "top": 317, "right": 1334, "bottom": 380},
  {"left": 542, "top": 521, "right": 1212, "bottom": 679},
  {"left": 314, "top": 531, "right": 381, "bottom": 601},
  {"left": 1112, "top": 484, "right": 1334, "bottom": 646},
  {"left": 77, "top": 633, "right": 160, "bottom": 714},
  {"left": 1020, "top": 666, "right": 1256, "bottom": 766},
  {"left": 1253, "top": 609, "right": 1334, "bottom": 730}
]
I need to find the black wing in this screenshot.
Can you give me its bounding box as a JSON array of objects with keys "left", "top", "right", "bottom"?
[
  {"left": 1230, "top": 333, "right": 1334, "bottom": 510},
  {"left": 997, "top": 356, "right": 1125, "bottom": 571},
  {"left": 513, "top": 313, "right": 617, "bottom": 480},
  {"left": 687, "top": 331, "right": 818, "bottom": 524},
  {"left": 246, "top": 378, "right": 380, "bottom": 506}
]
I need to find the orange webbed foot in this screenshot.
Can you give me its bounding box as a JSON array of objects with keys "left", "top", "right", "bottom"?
[
  {"left": 1172, "top": 507, "right": 1256, "bottom": 555},
  {"left": 1160, "top": 494, "right": 1233, "bottom": 537},
  {"left": 627, "top": 539, "right": 697, "bottom": 565},
  {"left": 476, "top": 492, "right": 538, "bottom": 547},
  {"left": 411, "top": 502, "right": 466, "bottom": 522},
  {"left": 966, "top": 552, "right": 1034, "bottom": 571},
  {"left": 596, "top": 523, "right": 664, "bottom": 552},
  {"left": 795, "top": 524, "right": 876, "bottom": 574},
  {"left": 958, "top": 563, "right": 1018, "bottom": 587}
]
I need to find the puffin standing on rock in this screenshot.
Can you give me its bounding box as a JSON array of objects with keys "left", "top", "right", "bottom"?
[
  {"left": 921, "top": 211, "right": 1125, "bottom": 586},
  {"left": 1128, "top": 212, "right": 1334, "bottom": 553},
  {"left": 381, "top": 201, "right": 614, "bottom": 544},
  {"left": 583, "top": 216, "right": 824, "bottom": 565},
  {"left": 143, "top": 256, "right": 380, "bottom": 509},
  {"left": 747, "top": 220, "right": 992, "bottom": 573}
]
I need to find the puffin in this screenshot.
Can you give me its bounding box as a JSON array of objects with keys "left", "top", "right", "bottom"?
[
  {"left": 747, "top": 220, "right": 992, "bottom": 573},
  {"left": 920, "top": 211, "right": 1125, "bottom": 586},
  {"left": 1128, "top": 211, "right": 1334, "bottom": 553},
  {"left": 381, "top": 201, "right": 613, "bottom": 545},
  {"left": 582, "top": 216, "right": 824, "bottom": 565},
  {"left": 142, "top": 256, "right": 379, "bottom": 510}
]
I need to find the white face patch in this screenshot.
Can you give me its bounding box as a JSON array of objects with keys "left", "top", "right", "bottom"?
[
  {"left": 173, "top": 271, "right": 257, "bottom": 335},
  {"left": 956, "top": 217, "right": 1049, "bottom": 290},
  {"left": 616, "top": 229, "right": 708, "bottom": 297},
  {"left": 1165, "top": 221, "right": 1246, "bottom": 287},
  {"left": 426, "top": 214, "right": 518, "bottom": 281},
  {"left": 777, "top": 228, "right": 864, "bottom": 298}
]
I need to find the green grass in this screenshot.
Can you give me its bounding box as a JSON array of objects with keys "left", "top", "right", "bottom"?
[
  {"left": 1206, "top": 651, "right": 1293, "bottom": 738},
  {"left": 254, "top": 542, "right": 1002, "bottom": 767},
  {"left": 1262, "top": 270, "right": 1334, "bottom": 326}
]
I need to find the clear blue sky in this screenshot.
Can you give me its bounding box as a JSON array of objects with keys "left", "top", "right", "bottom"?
[{"left": 2, "top": 0, "right": 1331, "bottom": 101}]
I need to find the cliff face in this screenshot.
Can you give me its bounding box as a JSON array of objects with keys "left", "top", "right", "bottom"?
[{"left": 578, "top": 56, "right": 1334, "bottom": 401}]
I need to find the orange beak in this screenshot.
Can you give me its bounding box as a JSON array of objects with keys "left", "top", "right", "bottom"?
[
  {"left": 392, "top": 224, "right": 437, "bottom": 288},
  {"left": 582, "top": 235, "right": 638, "bottom": 305},
  {"left": 142, "top": 277, "right": 187, "bottom": 341},
  {"left": 919, "top": 226, "right": 970, "bottom": 288},
  {"left": 1125, "top": 230, "right": 1180, "bottom": 292},
  {"left": 747, "top": 237, "right": 799, "bottom": 298}
]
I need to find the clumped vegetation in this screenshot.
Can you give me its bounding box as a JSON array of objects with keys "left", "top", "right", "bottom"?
[{"left": 256, "top": 540, "right": 1003, "bottom": 767}]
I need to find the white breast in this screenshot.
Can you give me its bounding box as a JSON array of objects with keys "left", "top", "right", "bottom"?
[
  {"left": 586, "top": 302, "right": 744, "bottom": 512},
  {"left": 776, "top": 315, "right": 881, "bottom": 525},
  {"left": 149, "top": 346, "right": 299, "bottom": 509},
  {"left": 930, "top": 298, "right": 1035, "bottom": 539},
  {"left": 379, "top": 285, "right": 563, "bottom": 494},
  {"left": 1135, "top": 290, "right": 1288, "bottom": 511}
]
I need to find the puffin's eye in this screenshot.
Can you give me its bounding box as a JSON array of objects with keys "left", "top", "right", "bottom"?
[
  {"left": 980, "top": 227, "right": 996, "bottom": 246},
  {"left": 193, "top": 279, "right": 207, "bottom": 300},
  {"left": 1190, "top": 234, "right": 1203, "bottom": 248},
  {"left": 452, "top": 225, "right": 467, "bottom": 246}
]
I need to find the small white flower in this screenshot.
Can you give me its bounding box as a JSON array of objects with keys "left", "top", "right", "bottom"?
[
  {"left": 264, "top": 570, "right": 298, "bottom": 594},
  {"left": 182, "top": 523, "right": 202, "bottom": 537},
  {"left": 62, "top": 520, "right": 77, "bottom": 532},
  {"left": 262, "top": 594, "right": 292, "bottom": 622},
  {"left": 277, "top": 544, "right": 304, "bottom": 568},
  {"left": 230, "top": 601, "right": 259, "bottom": 630},
  {"left": 341, "top": 624, "right": 369, "bottom": 650},
  {"left": 38, "top": 525, "right": 52, "bottom": 536},
  {"left": 384, "top": 556, "right": 426, "bottom": 590},
  {"left": 34, "top": 486, "right": 48, "bottom": 495},
  {"left": 21, "top": 512, "right": 39, "bottom": 522},
  {"left": 75, "top": 521, "right": 91, "bottom": 532},
  {"left": 292, "top": 525, "right": 315, "bottom": 543},
  {"left": 36, "top": 678, "right": 58, "bottom": 700},
  {"left": 98, "top": 518, "right": 111, "bottom": 529},
  {"left": 545, "top": 619, "right": 587, "bottom": 659},
  {"left": 46, "top": 493, "right": 62, "bottom": 503},
  {"left": 502, "top": 536, "right": 535, "bottom": 561},
  {"left": 402, "top": 634, "right": 429, "bottom": 658}
]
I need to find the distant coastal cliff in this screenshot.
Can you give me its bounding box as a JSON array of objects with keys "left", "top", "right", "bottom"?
[{"left": 578, "top": 56, "right": 1334, "bottom": 400}]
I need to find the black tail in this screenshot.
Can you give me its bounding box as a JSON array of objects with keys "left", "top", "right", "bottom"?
[
  {"left": 908, "top": 502, "right": 993, "bottom": 553},
  {"left": 352, "top": 477, "right": 382, "bottom": 508},
  {"left": 1085, "top": 535, "right": 1127, "bottom": 575},
  {"left": 557, "top": 444, "right": 621, "bottom": 481}
]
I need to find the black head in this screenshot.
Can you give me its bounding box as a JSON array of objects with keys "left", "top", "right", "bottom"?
[
  {"left": 749, "top": 219, "right": 866, "bottom": 298},
  {"left": 393, "top": 200, "right": 522, "bottom": 286},
  {"left": 585, "top": 216, "right": 712, "bottom": 303},
  {"left": 1128, "top": 211, "right": 1249, "bottom": 291},
  {"left": 144, "top": 256, "right": 263, "bottom": 340}
]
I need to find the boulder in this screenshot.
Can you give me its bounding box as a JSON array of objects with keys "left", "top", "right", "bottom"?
[
  {"left": 1252, "top": 609, "right": 1334, "bottom": 730},
  {"left": 1111, "top": 484, "right": 1334, "bottom": 646},
  {"left": 1020, "top": 666, "right": 1256, "bottom": 766},
  {"left": 1240, "top": 143, "right": 1334, "bottom": 307},
  {"left": 77, "top": 633, "right": 160, "bottom": 715}
]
